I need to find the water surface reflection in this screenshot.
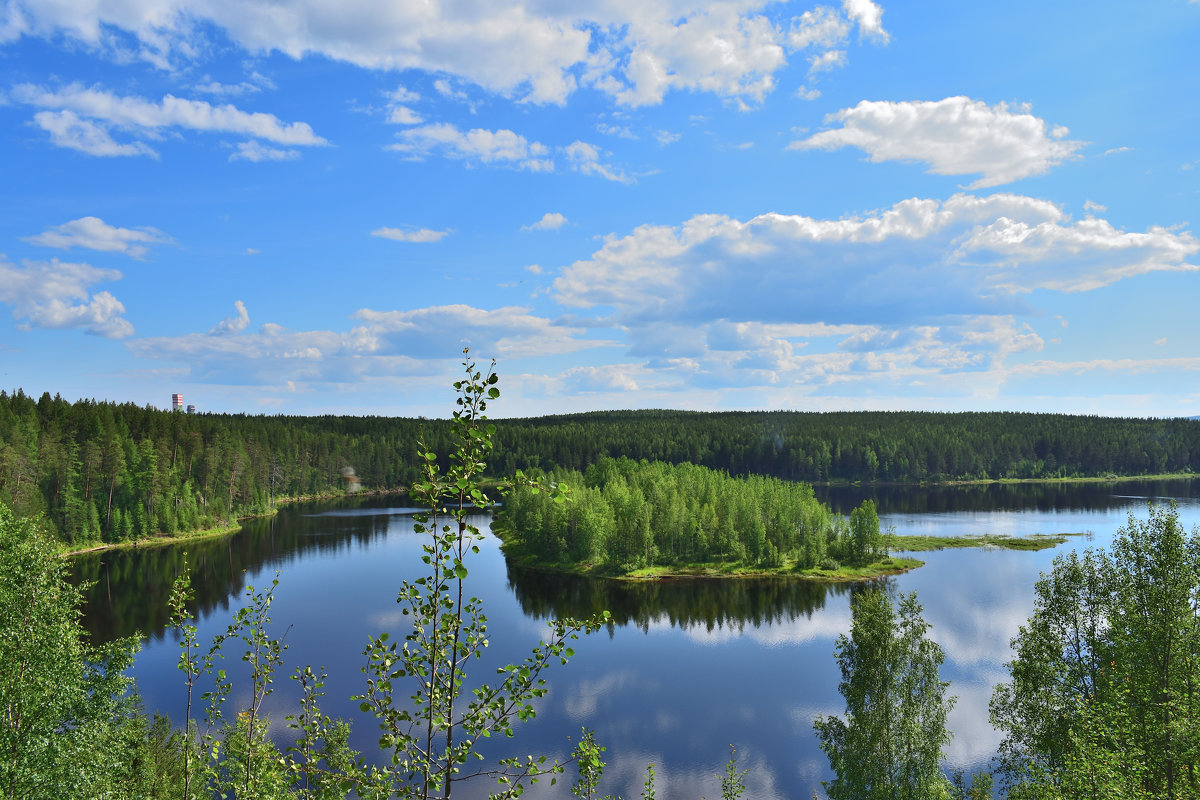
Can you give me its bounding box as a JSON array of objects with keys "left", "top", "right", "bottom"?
[{"left": 68, "top": 480, "right": 1200, "bottom": 799}]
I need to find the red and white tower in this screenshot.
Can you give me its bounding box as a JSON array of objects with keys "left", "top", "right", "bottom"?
[{"left": 171, "top": 393, "right": 183, "bottom": 411}]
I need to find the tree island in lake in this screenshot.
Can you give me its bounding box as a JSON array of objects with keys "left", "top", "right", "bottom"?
[{"left": 493, "top": 457, "right": 1067, "bottom": 582}]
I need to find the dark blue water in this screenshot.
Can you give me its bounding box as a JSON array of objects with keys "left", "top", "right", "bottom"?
[{"left": 71, "top": 479, "right": 1200, "bottom": 799}]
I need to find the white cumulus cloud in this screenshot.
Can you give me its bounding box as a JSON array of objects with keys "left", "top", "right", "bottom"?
[
  {"left": 786, "top": 1, "right": 885, "bottom": 88},
  {"left": 841, "top": 0, "right": 889, "bottom": 42},
  {"left": 0, "top": 256, "right": 133, "bottom": 338},
  {"left": 555, "top": 194, "right": 1195, "bottom": 324},
  {"left": 192, "top": 72, "right": 274, "bottom": 96},
  {"left": 2, "top": 1, "right": 888, "bottom": 107},
  {"left": 547, "top": 195, "right": 1195, "bottom": 390},
  {"left": 790, "top": 97, "right": 1085, "bottom": 188}
]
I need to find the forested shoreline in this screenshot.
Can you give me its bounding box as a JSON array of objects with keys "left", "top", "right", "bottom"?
[{"left": 3, "top": 387, "right": 1198, "bottom": 546}]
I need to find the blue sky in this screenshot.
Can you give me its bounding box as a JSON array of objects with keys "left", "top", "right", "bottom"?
[{"left": 1, "top": 0, "right": 1197, "bottom": 418}]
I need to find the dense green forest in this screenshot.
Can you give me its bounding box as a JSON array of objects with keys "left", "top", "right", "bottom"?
[
  {"left": 498, "top": 457, "right": 885, "bottom": 572},
  {"left": 492, "top": 408, "right": 1200, "bottom": 482},
  {"left": 0, "top": 389, "right": 437, "bottom": 546},
  {"left": 3, "top": 387, "right": 1198, "bottom": 546}
]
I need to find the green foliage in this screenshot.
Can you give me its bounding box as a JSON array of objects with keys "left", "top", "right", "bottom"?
[
  {"left": 0, "top": 503, "right": 166, "bottom": 799},
  {"left": 355, "top": 351, "right": 606, "bottom": 799},
  {"left": 641, "top": 762, "right": 656, "bottom": 800},
  {"left": 951, "top": 771, "right": 995, "bottom": 800},
  {"left": 566, "top": 728, "right": 663, "bottom": 800},
  {"left": 719, "top": 745, "right": 749, "bottom": 800},
  {"left": 499, "top": 458, "right": 911, "bottom": 576},
  {"left": 169, "top": 568, "right": 297, "bottom": 798},
  {"left": 991, "top": 504, "right": 1200, "bottom": 799},
  {"left": 169, "top": 557, "right": 363, "bottom": 799},
  {"left": 27, "top": 363, "right": 1200, "bottom": 799},
  {"left": 168, "top": 558, "right": 202, "bottom": 798},
  {"left": 220, "top": 576, "right": 291, "bottom": 799},
  {"left": 846, "top": 499, "right": 882, "bottom": 566},
  {"left": 284, "top": 665, "right": 362, "bottom": 800},
  {"left": 570, "top": 728, "right": 607, "bottom": 800},
  {"left": 152, "top": 354, "right": 611, "bottom": 800},
  {"left": 813, "top": 588, "right": 955, "bottom": 800},
  {"left": 499, "top": 456, "right": 849, "bottom": 571}
]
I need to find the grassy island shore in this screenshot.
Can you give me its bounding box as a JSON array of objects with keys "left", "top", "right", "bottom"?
[
  {"left": 494, "top": 525, "right": 1074, "bottom": 584},
  {"left": 891, "top": 532, "right": 1083, "bottom": 551}
]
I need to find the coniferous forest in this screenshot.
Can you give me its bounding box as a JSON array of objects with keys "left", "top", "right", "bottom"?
[{"left": 2, "top": 387, "right": 1199, "bottom": 546}]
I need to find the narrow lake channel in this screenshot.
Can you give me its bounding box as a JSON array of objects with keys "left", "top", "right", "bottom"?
[{"left": 71, "top": 478, "right": 1200, "bottom": 799}]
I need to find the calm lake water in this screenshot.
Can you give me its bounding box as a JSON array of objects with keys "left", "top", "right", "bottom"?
[{"left": 71, "top": 479, "right": 1200, "bottom": 799}]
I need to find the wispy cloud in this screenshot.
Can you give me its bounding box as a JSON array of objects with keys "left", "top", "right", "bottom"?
[
  {"left": 229, "top": 140, "right": 300, "bottom": 162},
  {"left": 15, "top": 83, "right": 327, "bottom": 157},
  {"left": 24, "top": 216, "right": 172, "bottom": 258},
  {"left": 388, "top": 123, "right": 554, "bottom": 172},
  {"left": 370, "top": 227, "right": 452, "bottom": 243},
  {"left": 564, "top": 140, "right": 630, "bottom": 183},
  {"left": 31, "top": 110, "right": 157, "bottom": 157},
  {"left": 192, "top": 71, "right": 274, "bottom": 97},
  {"left": 388, "top": 122, "right": 630, "bottom": 181},
  {"left": 127, "top": 304, "right": 610, "bottom": 385},
  {"left": 522, "top": 213, "right": 568, "bottom": 232},
  {"left": 807, "top": 49, "right": 846, "bottom": 74}
]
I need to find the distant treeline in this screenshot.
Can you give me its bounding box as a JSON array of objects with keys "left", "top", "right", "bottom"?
[
  {"left": 491, "top": 408, "right": 1200, "bottom": 483},
  {"left": 3, "top": 389, "right": 1198, "bottom": 545},
  {"left": 497, "top": 457, "right": 883, "bottom": 571}
]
